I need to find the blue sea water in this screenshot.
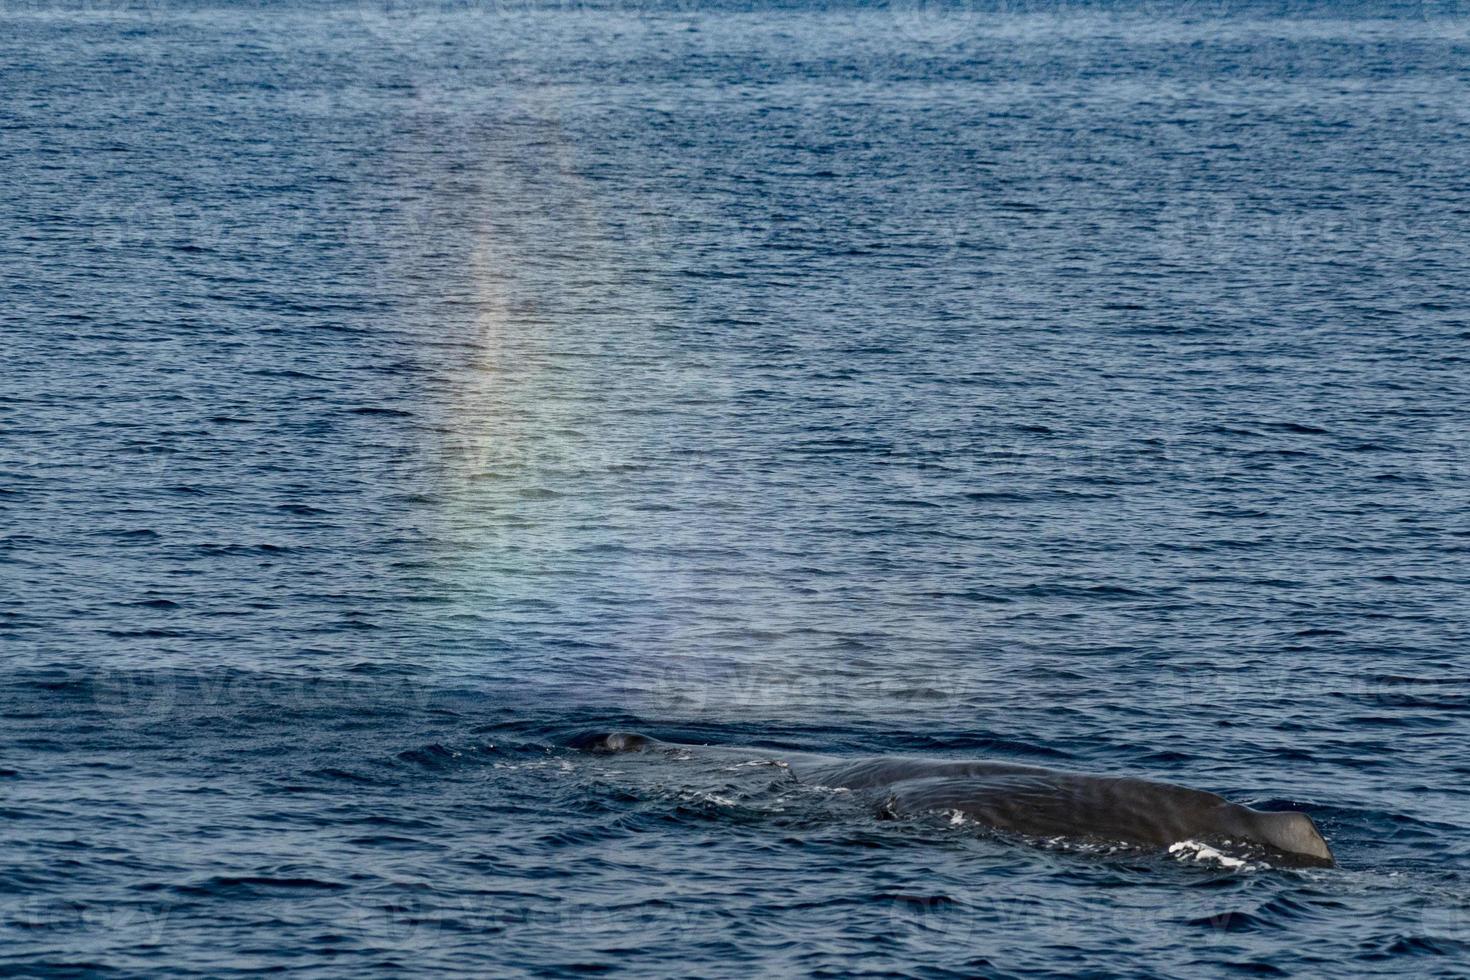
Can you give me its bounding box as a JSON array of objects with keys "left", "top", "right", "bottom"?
[{"left": 3, "top": 0, "right": 1470, "bottom": 974}]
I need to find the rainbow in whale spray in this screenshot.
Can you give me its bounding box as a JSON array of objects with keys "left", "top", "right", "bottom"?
[{"left": 392, "top": 82, "right": 725, "bottom": 703}]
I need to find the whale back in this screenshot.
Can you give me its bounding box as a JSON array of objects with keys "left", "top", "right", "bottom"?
[
  {"left": 872, "top": 772, "right": 1239, "bottom": 848},
  {"left": 570, "top": 731, "right": 658, "bottom": 753},
  {"left": 795, "top": 757, "right": 1336, "bottom": 867},
  {"left": 570, "top": 735, "right": 1335, "bottom": 867}
]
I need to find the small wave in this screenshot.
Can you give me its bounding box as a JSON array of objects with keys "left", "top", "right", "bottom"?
[
  {"left": 305, "top": 767, "right": 395, "bottom": 786},
  {"left": 123, "top": 598, "right": 180, "bottom": 609},
  {"left": 172, "top": 876, "right": 347, "bottom": 897},
  {"left": 396, "top": 744, "right": 463, "bottom": 769},
  {"left": 347, "top": 406, "right": 413, "bottom": 417}
]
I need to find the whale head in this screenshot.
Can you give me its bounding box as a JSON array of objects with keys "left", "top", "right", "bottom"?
[{"left": 1251, "top": 810, "right": 1335, "bottom": 867}]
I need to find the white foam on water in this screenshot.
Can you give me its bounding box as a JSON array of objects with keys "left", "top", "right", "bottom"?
[
  {"left": 1169, "top": 840, "right": 1264, "bottom": 872},
  {"left": 679, "top": 790, "right": 738, "bottom": 807},
  {"left": 721, "top": 759, "right": 786, "bottom": 771}
]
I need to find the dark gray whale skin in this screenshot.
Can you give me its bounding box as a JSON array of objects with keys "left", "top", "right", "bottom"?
[{"left": 574, "top": 733, "right": 1335, "bottom": 868}]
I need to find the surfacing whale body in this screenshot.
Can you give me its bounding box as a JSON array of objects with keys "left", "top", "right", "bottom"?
[{"left": 574, "top": 732, "right": 1334, "bottom": 868}]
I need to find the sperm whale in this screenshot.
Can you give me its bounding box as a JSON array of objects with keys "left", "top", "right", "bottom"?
[{"left": 573, "top": 732, "right": 1335, "bottom": 868}]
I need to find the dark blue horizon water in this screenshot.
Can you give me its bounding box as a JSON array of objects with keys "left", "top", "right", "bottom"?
[{"left": 3, "top": 0, "right": 1470, "bottom": 975}]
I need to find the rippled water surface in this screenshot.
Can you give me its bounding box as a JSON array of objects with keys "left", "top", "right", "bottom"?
[{"left": 4, "top": 0, "right": 1470, "bottom": 975}]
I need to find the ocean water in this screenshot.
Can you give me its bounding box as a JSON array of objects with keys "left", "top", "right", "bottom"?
[{"left": 3, "top": 0, "right": 1469, "bottom": 974}]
